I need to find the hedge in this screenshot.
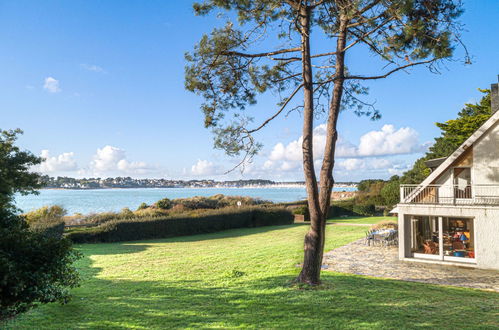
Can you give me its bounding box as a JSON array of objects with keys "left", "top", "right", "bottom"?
[
  {"left": 328, "top": 200, "right": 375, "bottom": 217},
  {"left": 66, "top": 207, "right": 294, "bottom": 243},
  {"left": 352, "top": 203, "right": 376, "bottom": 216},
  {"left": 30, "top": 220, "right": 65, "bottom": 239},
  {"left": 294, "top": 200, "right": 376, "bottom": 219}
]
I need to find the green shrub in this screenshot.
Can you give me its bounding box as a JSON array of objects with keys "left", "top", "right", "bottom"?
[
  {"left": 0, "top": 214, "right": 80, "bottom": 321},
  {"left": 0, "top": 129, "right": 80, "bottom": 321},
  {"left": 380, "top": 179, "right": 400, "bottom": 207},
  {"left": 156, "top": 198, "right": 172, "bottom": 210},
  {"left": 82, "top": 212, "right": 120, "bottom": 225},
  {"left": 23, "top": 205, "right": 67, "bottom": 225},
  {"left": 137, "top": 202, "right": 149, "bottom": 210},
  {"left": 120, "top": 207, "right": 134, "bottom": 218},
  {"left": 133, "top": 208, "right": 168, "bottom": 218},
  {"left": 352, "top": 203, "right": 376, "bottom": 216},
  {"left": 67, "top": 207, "right": 293, "bottom": 243},
  {"left": 154, "top": 194, "right": 268, "bottom": 211}
]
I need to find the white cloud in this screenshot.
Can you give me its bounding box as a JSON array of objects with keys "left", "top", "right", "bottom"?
[
  {"left": 38, "top": 150, "right": 78, "bottom": 173},
  {"left": 265, "top": 124, "right": 328, "bottom": 171},
  {"left": 337, "top": 158, "right": 393, "bottom": 171},
  {"left": 80, "top": 63, "right": 105, "bottom": 73},
  {"left": 258, "top": 123, "right": 426, "bottom": 182},
  {"left": 338, "top": 158, "right": 366, "bottom": 171},
  {"left": 357, "top": 124, "right": 422, "bottom": 156},
  {"left": 264, "top": 123, "right": 424, "bottom": 172},
  {"left": 191, "top": 159, "right": 223, "bottom": 176},
  {"left": 43, "top": 77, "right": 61, "bottom": 93},
  {"left": 89, "top": 145, "right": 153, "bottom": 175}
]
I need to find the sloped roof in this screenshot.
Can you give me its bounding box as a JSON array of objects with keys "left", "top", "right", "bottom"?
[
  {"left": 418, "top": 109, "right": 499, "bottom": 188},
  {"left": 424, "top": 157, "right": 447, "bottom": 170}
]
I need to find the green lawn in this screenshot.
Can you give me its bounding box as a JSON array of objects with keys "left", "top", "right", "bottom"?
[
  {"left": 8, "top": 222, "right": 498, "bottom": 329},
  {"left": 327, "top": 216, "right": 397, "bottom": 224}
]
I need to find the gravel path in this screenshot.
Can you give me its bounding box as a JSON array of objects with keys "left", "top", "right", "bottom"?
[{"left": 323, "top": 239, "right": 499, "bottom": 292}]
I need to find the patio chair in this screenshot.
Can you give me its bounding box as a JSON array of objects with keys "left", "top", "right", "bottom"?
[
  {"left": 383, "top": 231, "right": 398, "bottom": 247},
  {"left": 365, "top": 229, "right": 376, "bottom": 246}
]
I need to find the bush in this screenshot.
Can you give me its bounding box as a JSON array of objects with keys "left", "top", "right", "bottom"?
[
  {"left": 81, "top": 212, "right": 120, "bottom": 226},
  {"left": 133, "top": 208, "right": 168, "bottom": 218},
  {"left": 120, "top": 207, "right": 135, "bottom": 219},
  {"left": 352, "top": 203, "right": 376, "bottom": 216},
  {"left": 23, "top": 205, "right": 67, "bottom": 225},
  {"left": 153, "top": 194, "right": 268, "bottom": 211},
  {"left": 137, "top": 202, "right": 149, "bottom": 210},
  {"left": 380, "top": 179, "right": 400, "bottom": 207},
  {"left": 0, "top": 129, "right": 80, "bottom": 321},
  {"left": 0, "top": 214, "right": 80, "bottom": 321},
  {"left": 156, "top": 198, "right": 172, "bottom": 210},
  {"left": 67, "top": 207, "right": 293, "bottom": 243}
]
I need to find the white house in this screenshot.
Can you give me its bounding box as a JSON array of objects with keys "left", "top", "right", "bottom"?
[{"left": 395, "top": 77, "right": 499, "bottom": 270}]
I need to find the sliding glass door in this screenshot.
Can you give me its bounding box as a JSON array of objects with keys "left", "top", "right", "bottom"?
[
  {"left": 410, "top": 216, "right": 475, "bottom": 263},
  {"left": 411, "top": 216, "right": 440, "bottom": 260},
  {"left": 442, "top": 218, "right": 475, "bottom": 262}
]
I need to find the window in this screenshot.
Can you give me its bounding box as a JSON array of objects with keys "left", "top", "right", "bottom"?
[
  {"left": 442, "top": 218, "right": 475, "bottom": 259},
  {"left": 411, "top": 216, "right": 439, "bottom": 255},
  {"left": 409, "top": 216, "right": 476, "bottom": 262},
  {"left": 453, "top": 168, "right": 471, "bottom": 199}
]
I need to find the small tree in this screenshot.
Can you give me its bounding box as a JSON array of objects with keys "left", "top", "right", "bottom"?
[
  {"left": 380, "top": 176, "right": 400, "bottom": 207},
  {"left": 186, "top": 0, "right": 466, "bottom": 284},
  {"left": 156, "top": 198, "right": 173, "bottom": 210},
  {"left": 0, "top": 129, "right": 80, "bottom": 321}
]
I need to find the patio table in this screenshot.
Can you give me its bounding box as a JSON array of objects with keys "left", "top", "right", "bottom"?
[{"left": 366, "top": 229, "right": 397, "bottom": 246}]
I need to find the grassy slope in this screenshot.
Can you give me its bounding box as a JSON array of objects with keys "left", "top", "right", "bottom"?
[
  {"left": 10, "top": 222, "right": 498, "bottom": 329},
  {"left": 327, "top": 216, "right": 397, "bottom": 224}
]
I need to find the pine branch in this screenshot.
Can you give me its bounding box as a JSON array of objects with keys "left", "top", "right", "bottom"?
[
  {"left": 248, "top": 83, "right": 304, "bottom": 133},
  {"left": 220, "top": 47, "right": 301, "bottom": 59},
  {"left": 345, "top": 59, "right": 438, "bottom": 80}
]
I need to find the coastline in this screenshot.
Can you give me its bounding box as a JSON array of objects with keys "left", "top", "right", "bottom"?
[{"left": 41, "top": 184, "right": 357, "bottom": 191}]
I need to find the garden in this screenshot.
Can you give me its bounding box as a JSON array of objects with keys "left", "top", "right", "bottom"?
[{"left": 7, "top": 219, "right": 498, "bottom": 329}]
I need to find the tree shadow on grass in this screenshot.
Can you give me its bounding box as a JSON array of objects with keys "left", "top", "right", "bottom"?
[
  {"left": 77, "top": 224, "right": 306, "bottom": 249},
  {"left": 10, "top": 259, "right": 499, "bottom": 329}
]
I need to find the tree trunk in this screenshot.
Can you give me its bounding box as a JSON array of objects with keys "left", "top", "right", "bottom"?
[
  {"left": 318, "top": 17, "right": 348, "bottom": 258},
  {"left": 296, "top": 12, "right": 348, "bottom": 285},
  {"left": 296, "top": 5, "right": 323, "bottom": 285}
]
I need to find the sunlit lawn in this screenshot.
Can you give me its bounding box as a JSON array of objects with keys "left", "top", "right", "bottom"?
[
  {"left": 327, "top": 216, "right": 397, "bottom": 224},
  {"left": 9, "top": 220, "right": 498, "bottom": 329}
]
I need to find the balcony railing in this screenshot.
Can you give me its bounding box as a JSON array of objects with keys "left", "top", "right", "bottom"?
[{"left": 400, "top": 184, "right": 499, "bottom": 205}]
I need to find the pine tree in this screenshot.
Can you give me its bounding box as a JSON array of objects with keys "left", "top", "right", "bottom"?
[{"left": 186, "top": 0, "right": 466, "bottom": 284}]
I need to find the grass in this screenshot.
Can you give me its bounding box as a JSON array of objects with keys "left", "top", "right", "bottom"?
[
  {"left": 327, "top": 215, "right": 397, "bottom": 224},
  {"left": 8, "top": 220, "right": 498, "bottom": 329}
]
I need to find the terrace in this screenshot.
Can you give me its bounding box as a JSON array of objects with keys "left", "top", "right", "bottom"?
[{"left": 400, "top": 184, "right": 499, "bottom": 205}]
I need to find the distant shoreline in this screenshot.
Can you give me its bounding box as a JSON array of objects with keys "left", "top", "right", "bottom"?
[{"left": 41, "top": 184, "right": 357, "bottom": 191}]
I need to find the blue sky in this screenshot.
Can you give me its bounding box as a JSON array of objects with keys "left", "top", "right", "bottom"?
[{"left": 1, "top": 0, "right": 498, "bottom": 182}]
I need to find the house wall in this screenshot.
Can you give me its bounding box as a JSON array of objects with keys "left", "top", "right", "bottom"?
[
  {"left": 474, "top": 120, "right": 499, "bottom": 185},
  {"left": 397, "top": 204, "right": 499, "bottom": 270}
]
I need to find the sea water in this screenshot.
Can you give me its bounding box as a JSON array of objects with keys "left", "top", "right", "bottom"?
[{"left": 15, "top": 187, "right": 356, "bottom": 215}]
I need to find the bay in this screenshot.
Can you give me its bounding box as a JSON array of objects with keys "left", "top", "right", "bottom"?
[{"left": 15, "top": 186, "right": 356, "bottom": 215}]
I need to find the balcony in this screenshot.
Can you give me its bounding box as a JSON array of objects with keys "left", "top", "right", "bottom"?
[{"left": 400, "top": 184, "right": 499, "bottom": 205}]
